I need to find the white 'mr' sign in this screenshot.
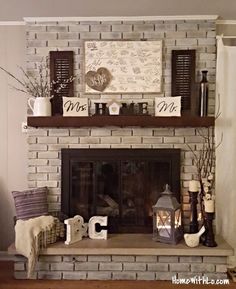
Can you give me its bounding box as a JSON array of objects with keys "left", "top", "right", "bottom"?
[{"left": 155, "top": 97, "right": 181, "bottom": 117}]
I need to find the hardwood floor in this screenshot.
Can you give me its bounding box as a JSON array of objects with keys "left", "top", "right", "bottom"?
[{"left": 0, "top": 261, "right": 234, "bottom": 289}]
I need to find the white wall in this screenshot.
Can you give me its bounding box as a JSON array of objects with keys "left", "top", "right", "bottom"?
[
  {"left": 0, "top": 0, "right": 235, "bottom": 20},
  {"left": 0, "top": 25, "right": 27, "bottom": 250},
  {"left": 216, "top": 23, "right": 236, "bottom": 266}
]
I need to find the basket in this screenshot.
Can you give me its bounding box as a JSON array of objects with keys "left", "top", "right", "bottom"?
[{"left": 39, "top": 218, "right": 65, "bottom": 247}]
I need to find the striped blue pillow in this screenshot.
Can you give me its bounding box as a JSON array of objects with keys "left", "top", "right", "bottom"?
[{"left": 12, "top": 187, "right": 48, "bottom": 220}]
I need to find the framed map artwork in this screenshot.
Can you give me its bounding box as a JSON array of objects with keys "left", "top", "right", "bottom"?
[{"left": 84, "top": 40, "right": 162, "bottom": 94}]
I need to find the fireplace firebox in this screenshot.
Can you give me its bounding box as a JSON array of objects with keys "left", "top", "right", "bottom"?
[{"left": 61, "top": 149, "right": 180, "bottom": 233}]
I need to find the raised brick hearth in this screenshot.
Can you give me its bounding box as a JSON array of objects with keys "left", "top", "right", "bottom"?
[{"left": 10, "top": 234, "right": 233, "bottom": 280}]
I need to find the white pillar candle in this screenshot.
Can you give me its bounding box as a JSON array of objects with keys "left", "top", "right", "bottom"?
[
  {"left": 204, "top": 199, "right": 215, "bottom": 213},
  {"left": 189, "top": 180, "right": 199, "bottom": 192}
]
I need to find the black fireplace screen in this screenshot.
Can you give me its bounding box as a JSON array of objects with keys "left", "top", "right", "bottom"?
[{"left": 61, "top": 149, "right": 180, "bottom": 233}]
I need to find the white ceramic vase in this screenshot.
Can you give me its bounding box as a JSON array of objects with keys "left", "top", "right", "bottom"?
[{"left": 28, "top": 97, "right": 52, "bottom": 116}]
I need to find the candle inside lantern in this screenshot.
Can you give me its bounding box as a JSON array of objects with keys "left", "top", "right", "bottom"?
[
  {"left": 198, "top": 212, "right": 202, "bottom": 221},
  {"left": 189, "top": 180, "right": 199, "bottom": 192},
  {"left": 204, "top": 199, "right": 215, "bottom": 213}
]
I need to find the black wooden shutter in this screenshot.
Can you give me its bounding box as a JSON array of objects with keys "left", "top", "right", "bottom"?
[
  {"left": 50, "top": 51, "right": 74, "bottom": 115},
  {"left": 171, "top": 50, "right": 196, "bottom": 115}
]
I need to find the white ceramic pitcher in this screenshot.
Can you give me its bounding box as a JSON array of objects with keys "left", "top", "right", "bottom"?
[{"left": 28, "top": 97, "right": 52, "bottom": 116}]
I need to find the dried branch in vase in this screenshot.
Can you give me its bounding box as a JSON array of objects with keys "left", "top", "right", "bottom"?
[
  {"left": 0, "top": 58, "right": 74, "bottom": 98},
  {"left": 187, "top": 127, "right": 222, "bottom": 221},
  {"left": 186, "top": 93, "right": 222, "bottom": 221}
]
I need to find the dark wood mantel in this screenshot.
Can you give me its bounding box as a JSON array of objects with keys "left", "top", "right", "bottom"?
[{"left": 27, "top": 115, "right": 214, "bottom": 128}]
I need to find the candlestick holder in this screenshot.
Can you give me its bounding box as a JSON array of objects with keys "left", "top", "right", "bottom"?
[
  {"left": 188, "top": 190, "right": 199, "bottom": 233},
  {"left": 203, "top": 212, "right": 217, "bottom": 247}
]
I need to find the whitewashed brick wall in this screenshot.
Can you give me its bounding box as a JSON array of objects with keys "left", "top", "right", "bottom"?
[
  {"left": 14, "top": 254, "right": 228, "bottom": 280},
  {"left": 26, "top": 18, "right": 216, "bottom": 115},
  {"left": 26, "top": 18, "right": 216, "bottom": 232},
  {"left": 27, "top": 126, "right": 211, "bottom": 232}
]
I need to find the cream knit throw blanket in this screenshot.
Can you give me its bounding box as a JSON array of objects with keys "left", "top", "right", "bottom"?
[{"left": 15, "top": 215, "right": 54, "bottom": 278}]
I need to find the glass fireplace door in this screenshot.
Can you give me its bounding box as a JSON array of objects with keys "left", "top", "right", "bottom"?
[
  {"left": 71, "top": 160, "right": 120, "bottom": 231},
  {"left": 71, "top": 161, "right": 94, "bottom": 220},
  {"left": 70, "top": 160, "right": 175, "bottom": 233},
  {"left": 120, "top": 161, "right": 147, "bottom": 231},
  {"left": 62, "top": 148, "right": 181, "bottom": 233},
  {"left": 95, "top": 161, "right": 120, "bottom": 229}
]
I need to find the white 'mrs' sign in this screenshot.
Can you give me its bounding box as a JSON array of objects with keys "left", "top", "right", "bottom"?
[{"left": 63, "top": 97, "right": 89, "bottom": 116}]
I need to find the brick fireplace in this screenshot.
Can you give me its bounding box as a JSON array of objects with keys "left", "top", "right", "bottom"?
[
  {"left": 26, "top": 15, "right": 217, "bottom": 231},
  {"left": 12, "top": 15, "right": 234, "bottom": 281},
  {"left": 28, "top": 126, "right": 209, "bottom": 232},
  {"left": 24, "top": 122, "right": 233, "bottom": 281}
]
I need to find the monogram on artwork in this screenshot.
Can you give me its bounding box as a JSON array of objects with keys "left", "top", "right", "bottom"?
[{"left": 85, "top": 67, "right": 112, "bottom": 92}]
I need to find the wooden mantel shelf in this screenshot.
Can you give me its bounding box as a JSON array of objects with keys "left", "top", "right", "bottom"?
[{"left": 27, "top": 115, "right": 214, "bottom": 128}]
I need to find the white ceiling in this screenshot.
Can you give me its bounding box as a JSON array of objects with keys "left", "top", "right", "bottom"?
[{"left": 0, "top": 0, "right": 236, "bottom": 21}]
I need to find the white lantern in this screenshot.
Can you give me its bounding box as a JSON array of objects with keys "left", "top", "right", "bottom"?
[{"left": 153, "top": 184, "right": 183, "bottom": 244}]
